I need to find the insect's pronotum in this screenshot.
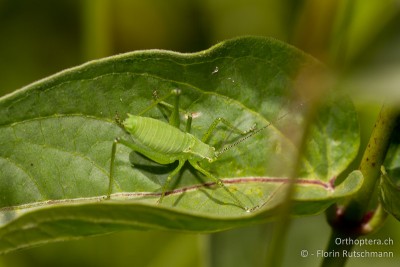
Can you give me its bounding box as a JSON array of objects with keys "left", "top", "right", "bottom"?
[{"left": 108, "top": 89, "right": 276, "bottom": 212}]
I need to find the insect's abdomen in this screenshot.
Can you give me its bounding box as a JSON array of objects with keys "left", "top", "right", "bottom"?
[{"left": 123, "top": 115, "right": 192, "bottom": 154}]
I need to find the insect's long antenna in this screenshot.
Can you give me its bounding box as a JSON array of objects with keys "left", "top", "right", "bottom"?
[
  {"left": 215, "top": 123, "right": 269, "bottom": 157},
  {"left": 215, "top": 103, "right": 303, "bottom": 158}
]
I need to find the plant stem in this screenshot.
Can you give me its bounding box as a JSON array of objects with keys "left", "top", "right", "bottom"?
[
  {"left": 321, "top": 230, "right": 356, "bottom": 267},
  {"left": 265, "top": 92, "right": 321, "bottom": 267},
  {"left": 81, "top": 0, "right": 112, "bottom": 61},
  {"left": 323, "top": 103, "right": 399, "bottom": 267},
  {"left": 346, "top": 103, "right": 398, "bottom": 222}
]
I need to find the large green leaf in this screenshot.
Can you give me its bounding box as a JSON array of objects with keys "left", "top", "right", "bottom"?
[{"left": 0, "top": 36, "right": 361, "bottom": 254}]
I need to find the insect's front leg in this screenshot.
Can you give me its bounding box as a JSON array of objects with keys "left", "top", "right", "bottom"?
[{"left": 189, "top": 160, "right": 249, "bottom": 212}]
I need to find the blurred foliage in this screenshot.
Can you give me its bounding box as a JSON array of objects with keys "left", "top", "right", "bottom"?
[{"left": 0, "top": 0, "right": 400, "bottom": 266}]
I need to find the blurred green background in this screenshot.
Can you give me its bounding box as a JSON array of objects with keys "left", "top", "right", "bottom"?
[{"left": 1, "top": 0, "right": 400, "bottom": 266}]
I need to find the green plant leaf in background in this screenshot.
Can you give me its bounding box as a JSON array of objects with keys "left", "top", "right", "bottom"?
[
  {"left": 380, "top": 124, "right": 400, "bottom": 220},
  {"left": 0, "top": 36, "right": 361, "bottom": 254}
]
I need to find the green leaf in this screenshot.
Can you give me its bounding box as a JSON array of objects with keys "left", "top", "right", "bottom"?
[
  {"left": 380, "top": 126, "right": 400, "bottom": 221},
  {"left": 0, "top": 36, "right": 361, "bottom": 254}
]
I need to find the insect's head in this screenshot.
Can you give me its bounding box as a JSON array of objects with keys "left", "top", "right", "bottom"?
[
  {"left": 189, "top": 139, "right": 217, "bottom": 163},
  {"left": 205, "top": 146, "right": 217, "bottom": 163},
  {"left": 208, "top": 147, "right": 218, "bottom": 163}
]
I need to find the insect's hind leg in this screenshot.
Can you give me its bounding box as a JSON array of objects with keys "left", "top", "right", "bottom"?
[
  {"left": 152, "top": 89, "right": 193, "bottom": 132},
  {"left": 109, "top": 138, "right": 187, "bottom": 204},
  {"left": 137, "top": 89, "right": 180, "bottom": 117},
  {"left": 189, "top": 160, "right": 248, "bottom": 212},
  {"left": 108, "top": 138, "right": 119, "bottom": 199},
  {"left": 201, "top": 117, "right": 255, "bottom": 143},
  {"left": 139, "top": 89, "right": 192, "bottom": 131},
  {"left": 108, "top": 138, "right": 141, "bottom": 199},
  {"left": 108, "top": 137, "right": 166, "bottom": 200}
]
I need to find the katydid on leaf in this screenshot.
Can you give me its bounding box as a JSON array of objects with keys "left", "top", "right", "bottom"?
[{"left": 108, "top": 89, "right": 275, "bottom": 212}]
